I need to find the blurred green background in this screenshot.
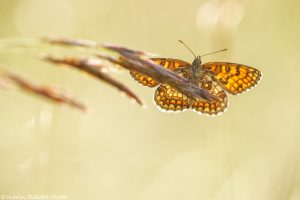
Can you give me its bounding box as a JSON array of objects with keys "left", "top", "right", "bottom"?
[{"left": 0, "top": 0, "right": 300, "bottom": 199}]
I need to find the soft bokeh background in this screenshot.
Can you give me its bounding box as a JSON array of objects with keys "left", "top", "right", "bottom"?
[{"left": 0, "top": 0, "right": 300, "bottom": 199}]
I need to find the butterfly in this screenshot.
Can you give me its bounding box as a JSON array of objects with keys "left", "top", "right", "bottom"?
[{"left": 130, "top": 41, "right": 262, "bottom": 115}]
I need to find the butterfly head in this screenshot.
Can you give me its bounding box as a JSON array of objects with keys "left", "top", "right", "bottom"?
[
  {"left": 178, "top": 40, "right": 227, "bottom": 66},
  {"left": 178, "top": 40, "right": 227, "bottom": 73},
  {"left": 192, "top": 56, "right": 202, "bottom": 71},
  {"left": 192, "top": 56, "right": 202, "bottom": 66}
]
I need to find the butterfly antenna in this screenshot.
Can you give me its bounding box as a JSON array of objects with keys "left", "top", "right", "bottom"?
[
  {"left": 178, "top": 40, "right": 197, "bottom": 58},
  {"left": 201, "top": 48, "right": 228, "bottom": 57}
]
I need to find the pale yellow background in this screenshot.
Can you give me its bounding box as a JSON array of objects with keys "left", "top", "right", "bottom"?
[{"left": 0, "top": 0, "right": 300, "bottom": 200}]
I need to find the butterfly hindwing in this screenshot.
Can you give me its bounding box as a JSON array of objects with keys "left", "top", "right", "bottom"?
[
  {"left": 191, "top": 72, "right": 228, "bottom": 115},
  {"left": 202, "top": 62, "right": 261, "bottom": 95},
  {"left": 154, "top": 84, "right": 191, "bottom": 112}
]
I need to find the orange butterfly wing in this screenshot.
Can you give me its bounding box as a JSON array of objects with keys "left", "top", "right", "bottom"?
[
  {"left": 202, "top": 62, "right": 262, "bottom": 95},
  {"left": 130, "top": 58, "right": 191, "bottom": 87},
  {"left": 154, "top": 84, "right": 191, "bottom": 112},
  {"left": 191, "top": 72, "right": 228, "bottom": 115}
]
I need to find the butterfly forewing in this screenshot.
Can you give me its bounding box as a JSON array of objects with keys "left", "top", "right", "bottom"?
[
  {"left": 130, "top": 58, "right": 191, "bottom": 87},
  {"left": 191, "top": 72, "right": 228, "bottom": 115},
  {"left": 202, "top": 62, "right": 261, "bottom": 95},
  {"left": 130, "top": 71, "right": 159, "bottom": 87},
  {"left": 152, "top": 58, "right": 191, "bottom": 71}
]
